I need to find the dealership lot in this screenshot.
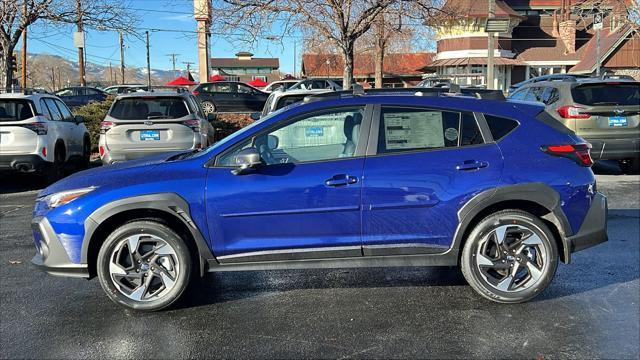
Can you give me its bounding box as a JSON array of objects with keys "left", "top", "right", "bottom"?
[{"left": 0, "top": 166, "right": 638, "bottom": 359}]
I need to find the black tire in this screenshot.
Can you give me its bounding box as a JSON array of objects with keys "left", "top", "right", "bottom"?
[
  {"left": 201, "top": 101, "right": 216, "bottom": 115},
  {"left": 44, "top": 143, "right": 65, "bottom": 183},
  {"left": 79, "top": 136, "right": 91, "bottom": 169},
  {"left": 96, "top": 220, "right": 192, "bottom": 311},
  {"left": 618, "top": 158, "right": 639, "bottom": 174},
  {"left": 461, "top": 209, "right": 558, "bottom": 303}
]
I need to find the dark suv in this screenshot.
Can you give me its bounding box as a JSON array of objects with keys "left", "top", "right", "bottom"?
[{"left": 509, "top": 78, "right": 640, "bottom": 173}]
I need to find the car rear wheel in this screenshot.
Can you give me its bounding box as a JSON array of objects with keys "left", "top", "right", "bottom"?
[
  {"left": 461, "top": 210, "right": 558, "bottom": 303},
  {"left": 201, "top": 101, "right": 216, "bottom": 115},
  {"left": 79, "top": 136, "right": 91, "bottom": 169},
  {"left": 44, "top": 143, "right": 65, "bottom": 183},
  {"left": 97, "top": 220, "right": 192, "bottom": 311},
  {"left": 618, "top": 158, "right": 639, "bottom": 174}
]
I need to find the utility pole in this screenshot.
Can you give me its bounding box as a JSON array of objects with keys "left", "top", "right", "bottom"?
[
  {"left": 109, "top": 61, "right": 113, "bottom": 84},
  {"left": 486, "top": 0, "right": 496, "bottom": 89},
  {"left": 51, "top": 67, "right": 55, "bottom": 91},
  {"left": 21, "top": 0, "right": 27, "bottom": 88},
  {"left": 76, "top": 0, "right": 86, "bottom": 86},
  {"left": 119, "top": 32, "right": 125, "bottom": 85},
  {"left": 167, "top": 53, "right": 179, "bottom": 78},
  {"left": 182, "top": 61, "right": 194, "bottom": 74},
  {"left": 146, "top": 31, "right": 152, "bottom": 88},
  {"left": 293, "top": 41, "right": 297, "bottom": 78}
]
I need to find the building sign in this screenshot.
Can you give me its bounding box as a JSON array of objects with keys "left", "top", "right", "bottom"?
[{"left": 593, "top": 13, "right": 603, "bottom": 30}]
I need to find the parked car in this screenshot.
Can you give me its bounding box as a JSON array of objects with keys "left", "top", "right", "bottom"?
[
  {"left": 261, "top": 88, "right": 333, "bottom": 117},
  {"left": 32, "top": 88, "right": 608, "bottom": 311},
  {"left": 103, "top": 84, "right": 145, "bottom": 95},
  {"left": 191, "top": 81, "right": 268, "bottom": 114},
  {"left": 508, "top": 78, "right": 640, "bottom": 173},
  {"left": 0, "top": 92, "right": 90, "bottom": 181},
  {"left": 98, "top": 91, "right": 215, "bottom": 164},
  {"left": 288, "top": 78, "right": 343, "bottom": 91},
  {"left": 508, "top": 74, "right": 591, "bottom": 94},
  {"left": 417, "top": 78, "right": 453, "bottom": 88},
  {"left": 262, "top": 80, "right": 299, "bottom": 93},
  {"left": 55, "top": 87, "right": 108, "bottom": 108}
]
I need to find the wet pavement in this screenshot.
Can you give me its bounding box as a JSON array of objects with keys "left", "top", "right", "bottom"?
[{"left": 1, "top": 165, "right": 638, "bottom": 359}]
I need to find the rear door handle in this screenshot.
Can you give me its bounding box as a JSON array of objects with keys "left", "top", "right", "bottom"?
[
  {"left": 325, "top": 174, "right": 358, "bottom": 187},
  {"left": 456, "top": 160, "right": 489, "bottom": 171}
]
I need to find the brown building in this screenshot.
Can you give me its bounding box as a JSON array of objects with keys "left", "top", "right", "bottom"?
[
  {"left": 301, "top": 52, "right": 435, "bottom": 88},
  {"left": 425, "top": 0, "right": 640, "bottom": 90},
  {"left": 210, "top": 52, "right": 280, "bottom": 83}
]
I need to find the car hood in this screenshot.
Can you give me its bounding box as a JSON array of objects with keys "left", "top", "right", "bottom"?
[{"left": 38, "top": 152, "right": 183, "bottom": 197}]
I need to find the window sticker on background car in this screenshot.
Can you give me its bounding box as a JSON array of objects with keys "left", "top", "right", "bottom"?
[
  {"left": 305, "top": 127, "right": 324, "bottom": 137},
  {"left": 384, "top": 111, "right": 444, "bottom": 150},
  {"left": 444, "top": 127, "right": 459, "bottom": 142}
]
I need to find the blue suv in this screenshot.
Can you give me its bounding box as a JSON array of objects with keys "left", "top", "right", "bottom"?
[{"left": 31, "top": 90, "right": 608, "bottom": 311}]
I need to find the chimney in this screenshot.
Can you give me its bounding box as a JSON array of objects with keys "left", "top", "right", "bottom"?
[{"left": 559, "top": 20, "right": 576, "bottom": 54}]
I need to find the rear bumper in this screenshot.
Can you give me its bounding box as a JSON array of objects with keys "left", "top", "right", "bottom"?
[
  {"left": 31, "top": 216, "right": 89, "bottom": 278},
  {"left": 0, "top": 154, "right": 48, "bottom": 172},
  {"left": 565, "top": 192, "right": 608, "bottom": 260},
  {"left": 584, "top": 137, "right": 640, "bottom": 160}
]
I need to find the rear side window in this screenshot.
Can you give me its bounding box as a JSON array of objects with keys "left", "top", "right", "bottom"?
[
  {"left": 484, "top": 115, "right": 519, "bottom": 141},
  {"left": 109, "top": 97, "right": 189, "bottom": 120},
  {"left": 0, "top": 100, "right": 34, "bottom": 122},
  {"left": 276, "top": 95, "right": 305, "bottom": 110},
  {"left": 377, "top": 108, "right": 483, "bottom": 154},
  {"left": 571, "top": 83, "right": 640, "bottom": 106}
]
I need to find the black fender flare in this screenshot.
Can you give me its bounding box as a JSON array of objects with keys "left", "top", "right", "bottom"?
[
  {"left": 452, "top": 183, "right": 573, "bottom": 263},
  {"left": 81, "top": 193, "right": 215, "bottom": 275}
]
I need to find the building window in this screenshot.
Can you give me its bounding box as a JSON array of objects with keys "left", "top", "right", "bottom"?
[
  {"left": 252, "top": 76, "right": 267, "bottom": 82},
  {"left": 226, "top": 75, "right": 240, "bottom": 82}
]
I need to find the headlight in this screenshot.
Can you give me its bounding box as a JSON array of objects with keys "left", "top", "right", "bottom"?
[{"left": 43, "top": 187, "right": 97, "bottom": 208}]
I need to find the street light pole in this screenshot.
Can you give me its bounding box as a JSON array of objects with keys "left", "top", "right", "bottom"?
[
  {"left": 119, "top": 32, "right": 125, "bottom": 85},
  {"left": 486, "top": 0, "right": 496, "bottom": 89}
]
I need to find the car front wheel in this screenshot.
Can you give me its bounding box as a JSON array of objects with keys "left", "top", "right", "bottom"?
[
  {"left": 96, "top": 220, "right": 192, "bottom": 311},
  {"left": 461, "top": 210, "right": 558, "bottom": 303},
  {"left": 201, "top": 101, "right": 216, "bottom": 115}
]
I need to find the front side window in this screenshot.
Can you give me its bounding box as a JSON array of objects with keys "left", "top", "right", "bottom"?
[
  {"left": 376, "top": 108, "right": 482, "bottom": 154},
  {"left": 217, "top": 107, "right": 365, "bottom": 166},
  {"left": 55, "top": 89, "right": 73, "bottom": 97},
  {"left": 55, "top": 100, "right": 74, "bottom": 121},
  {"left": 43, "top": 98, "right": 64, "bottom": 121}
]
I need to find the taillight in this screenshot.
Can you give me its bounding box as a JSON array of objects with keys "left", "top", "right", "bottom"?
[
  {"left": 557, "top": 105, "right": 590, "bottom": 119},
  {"left": 542, "top": 143, "right": 593, "bottom": 166},
  {"left": 192, "top": 90, "right": 200, "bottom": 96},
  {"left": 100, "top": 120, "right": 114, "bottom": 133},
  {"left": 182, "top": 119, "right": 200, "bottom": 132},
  {"left": 99, "top": 145, "right": 105, "bottom": 157},
  {"left": 20, "top": 122, "right": 47, "bottom": 135},
  {"left": 41, "top": 147, "right": 47, "bottom": 157}
]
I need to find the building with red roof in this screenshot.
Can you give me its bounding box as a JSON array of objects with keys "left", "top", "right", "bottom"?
[{"left": 426, "top": 0, "right": 639, "bottom": 89}]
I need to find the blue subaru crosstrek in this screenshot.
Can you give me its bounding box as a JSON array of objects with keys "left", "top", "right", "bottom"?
[{"left": 31, "top": 89, "right": 608, "bottom": 311}]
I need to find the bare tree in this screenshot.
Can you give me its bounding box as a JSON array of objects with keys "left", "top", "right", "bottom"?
[{"left": 0, "top": 0, "right": 137, "bottom": 90}]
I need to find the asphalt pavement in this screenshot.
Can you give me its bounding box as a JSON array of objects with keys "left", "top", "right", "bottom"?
[{"left": 0, "top": 163, "right": 638, "bottom": 359}]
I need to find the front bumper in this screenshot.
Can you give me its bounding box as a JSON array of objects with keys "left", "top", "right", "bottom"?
[
  {"left": 0, "top": 154, "right": 49, "bottom": 173},
  {"left": 31, "top": 216, "right": 89, "bottom": 278},
  {"left": 565, "top": 192, "right": 608, "bottom": 260}
]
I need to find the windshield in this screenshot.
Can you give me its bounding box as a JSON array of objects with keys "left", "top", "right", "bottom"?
[
  {"left": 109, "top": 97, "right": 189, "bottom": 120},
  {"left": 572, "top": 83, "right": 640, "bottom": 106},
  {"left": 0, "top": 100, "right": 34, "bottom": 122}
]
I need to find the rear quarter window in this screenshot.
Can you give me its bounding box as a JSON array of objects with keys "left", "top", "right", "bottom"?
[
  {"left": 571, "top": 83, "right": 640, "bottom": 106},
  {"left": 484, "top": 115, "right": 519, "bottom": 141}
]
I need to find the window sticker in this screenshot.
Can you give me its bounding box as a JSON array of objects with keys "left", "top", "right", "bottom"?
[
  {"left": 305, "top": 127, "right": 324, "bottom": 137},
  {"left": 444, "top": 127, "right": 459, "bottom": 142},
  {"left": 384, "top": 111, "right": 444, "bottom": 150}
]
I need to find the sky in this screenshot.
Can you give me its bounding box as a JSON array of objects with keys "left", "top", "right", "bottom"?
[{"left": 23, "top": 0, "right": 302, "bottom": 75}]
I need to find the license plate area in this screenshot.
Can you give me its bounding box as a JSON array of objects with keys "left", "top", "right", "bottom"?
[
  {"left": 140, "top": 130, "right": 160, "bottom": 141},
  {"left": 608, "top": 116, "right": 628, "bottom": 127}
]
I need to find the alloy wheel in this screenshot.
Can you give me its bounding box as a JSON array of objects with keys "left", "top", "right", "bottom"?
[
  {"left": 202, "top": 101, "right": 216, "bottom": 114},
  {"left": 474, "top": 224, "right": 547, "bottom": 292},
  {"left": 109, "top": 233, "right": 180, "bottom": 302}
]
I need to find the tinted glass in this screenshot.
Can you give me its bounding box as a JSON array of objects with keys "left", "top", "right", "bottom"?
[
  {"left": 217, "top": 107, "right": 365, "bottom": 166},
  {"left": 484, "top": 114, "right": 519, "bottom": 141},
  {"left": 44, "top": 98, "right": 64, "bottom": 121},
  {"left": 276, "top": 95, "right": 306, "bottom": 110},
  {"left": 55, "top": 89, "right": 73, "bottom": 97},
  {"left": 571, "top": 83, "right": 640, "bottom": 106},
  {"left": 237, "top": 84, "right": 253, "bottom": 94},
  {"left": 85, "top": 88, "right": 100, "bottom": 95},
  {"left": 109, "top": 97, "right": 189, "bottom": 120},
  {"left": 0, "top": 100, "right": 34, "bottom": 122},
  {"left": 460, "top": 113, "right": 484, "bottom": 146},
  {"left": 377, "top": 108, "right": 462, "bottom": 154}
]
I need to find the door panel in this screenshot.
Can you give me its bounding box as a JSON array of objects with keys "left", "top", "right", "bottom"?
[{"left": 361, "top": 107, "right": 504, "bottom": 255}]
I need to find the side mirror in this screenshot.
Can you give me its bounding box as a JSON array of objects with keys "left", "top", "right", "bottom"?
[
  {"left": 231, "top": 147, "right": 262, "bottom": 175},
  {"left": 206, "top": 113, "right": 217, "bottom": 122},
  {"left": 250, "top": 112, "right": 261, "bottom": 121},
  {"left": 74, "top": 115, "right": 85, "bottom": 123}
]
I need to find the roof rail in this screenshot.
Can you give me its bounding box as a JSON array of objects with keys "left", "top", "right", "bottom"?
[{"left": 302, "top": 87, "right": 506, "bottom": 103}]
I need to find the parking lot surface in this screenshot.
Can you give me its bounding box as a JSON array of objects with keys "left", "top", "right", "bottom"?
[{"left": 1, "top": 165, "right": 638, "bottom": 359}]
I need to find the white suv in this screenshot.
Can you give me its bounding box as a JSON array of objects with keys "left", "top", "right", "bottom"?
[{"left": 0, "top": 92, "right": 90, "bottom": 180}]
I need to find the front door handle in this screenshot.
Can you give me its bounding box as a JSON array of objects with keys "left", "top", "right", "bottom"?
[
  {"left": 325, "top": 174, "right": 358, "bottom": 187},
  {"left": 456, "top": 160, "right": 489, "bottom": 171}
]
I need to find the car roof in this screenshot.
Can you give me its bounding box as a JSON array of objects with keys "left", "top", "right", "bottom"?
[
  {"left": 115, "top": 91, "right": 190, "bottom": 99},
  {"left": 0, "top": 92, "right": 60, "bottom": 101}
]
